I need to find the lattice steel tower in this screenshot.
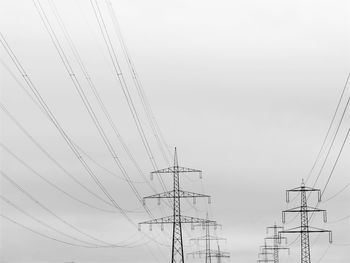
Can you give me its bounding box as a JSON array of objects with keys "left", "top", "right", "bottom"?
[
  {"left": 262, "top": 224, "right": 289, "bottom": 263},
  {"left": 139, "top": 148, "right": 213, "bottom": 263},
  {"left": 258, "top": 242, "right": 274, "bottom": 263},
  {"left": 187, "top": 214, "right": 229, "bottom": 263},
  {"left": 279, "top": 180, "right": 332, "bottom": 263}
]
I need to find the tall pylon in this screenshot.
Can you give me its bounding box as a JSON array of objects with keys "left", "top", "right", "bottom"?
[
  {"left": 262, "top": 224, "right": 289, "bottom": 263},
  {"left": 279, "top": 180, "right": 332, "bottom": 263},
  {"left": 139, "top": 148, "right": 213, "bottom": 263},
  {"left": 187, "top": 214, "right": 229, "bottom": 263}
]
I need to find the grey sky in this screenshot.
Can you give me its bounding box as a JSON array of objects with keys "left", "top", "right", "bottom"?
[{"left": 1, "top": 0, "right": 349, "bottom": 263}]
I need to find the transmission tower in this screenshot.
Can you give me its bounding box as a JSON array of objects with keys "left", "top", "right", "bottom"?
[
  {"left": 262, "top": 224, "right": 289, "bottom": 263},
  {"left": 257, "top": 243, "right": 274, "bottom": 263},
  {"left": 279, "top": 180, "right": 332, "bottom": 263},
  {"left": 187, "top": 214, "right": 229, "bottom": 263},
  {"left": 139, "top": 148, "right": 213, "bottom": 263}
]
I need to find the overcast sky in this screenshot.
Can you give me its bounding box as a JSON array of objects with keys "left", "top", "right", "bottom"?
[{"left": 1, "top": 0, "right": 349, "bottom": 263}]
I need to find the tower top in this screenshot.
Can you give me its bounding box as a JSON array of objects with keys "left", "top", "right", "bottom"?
[{"left": 174, "top": 147, "right": 178, "bottom": 167}]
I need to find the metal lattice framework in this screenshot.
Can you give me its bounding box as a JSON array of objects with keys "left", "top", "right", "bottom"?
[
  {"left": 262, "top": 224, "right": 289, "bottom": 263},
  {"left": 187, "top": 214, "right": 229, "bottom": 263},
  {"left": 279, "top": 180, "right": 332, "bottom": 263},
  {"left": 257, "top": 245, "right": 275, "bottom": 263},
  {"left": 139, "top": 148, "right": 212, "bottom": 263}
]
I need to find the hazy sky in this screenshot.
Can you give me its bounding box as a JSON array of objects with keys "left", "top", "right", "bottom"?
[{"left": 1, "top": 0, "right": 349, "bottom": 263}]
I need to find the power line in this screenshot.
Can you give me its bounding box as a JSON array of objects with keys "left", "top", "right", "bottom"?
[
  {"left": 0, "top": 142, "right": 144, "bottom": 214},
  {"left": 0, "top": 213, "right": 145, "bottom": 248},
  {"left": 89, "top": 0, "right": 169, "bottom": 196},
  {"left": 105, "top": 0, "right": 172, "bottom": 163},
  {"left": 321, "top": 128, "right": 350, "bottom": 198},
  {"left": 0, "top": 102, "right": 113, "bottom": 207},
  {"left": 0, "top": 194, "right": 143, "bottom": 247},
  {"left": 323, "top": 183, "right": 350, "bottom": 203},
  {"left": 47, "top": 0, "right": 158, "bottom": 194},
  {"left": 33, "top": 0, "right": 148, "bottom": 211},
  {"left": 0, "top": 31, "right": 134, "bottom": 219},
  {"left": 1, "top": 170, "right": 123, "bottom": 246},
  {"left": 305, "top": 73, "right": 350, "bottom": 183},
  {"left": 311, "top": 91, "right": 350, "bottom": 189}
]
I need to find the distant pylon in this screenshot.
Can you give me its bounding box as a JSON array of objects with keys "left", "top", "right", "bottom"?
[
  {"left": 139, "top": 148, "right": 212, "bottom": 263},
  {"left": 262, "top": 223, "right": 289, "bottom": 263},
  {"left": 257, "top": 242, "right": 274, "bottom": 263},
  {"left": 279, "top": 180, "right": 332, "bottom": 263},
  {"left": 187, "top": 214, "right": 229, "bottom": 263}
]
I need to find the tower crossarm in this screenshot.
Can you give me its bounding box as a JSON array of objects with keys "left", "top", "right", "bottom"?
[
  {"left": 279, "top": 227, "right": 332, "bottom": 242},
  {"left": 265, "top": 236, "right": 286, "bottom": 240},
  {"left": 282, "top": 207, "right": 328, "bottom": 223},
  {"left": 282, "top": 206, "right": 326, "bottom": 213},
  {"left": 285, "top": 183, "right": 322, "bottom": 203},
  {"left": 190, "top": 235, "right": 226, "bottom": 242},
  {"left": 262, "top": 246, "right": 290, "bottom": 251},
  {"left": 139, "top": 215, "right": 215, "bottom": 225},
  {"left": 143, "top": 190, "right": 210, "bottom": 203},
  {"left": 187, "top": 250, "right": 230, "bottom": 258},
  {"left": 151, "top": 166, "right": 202, "bottom": 174}
]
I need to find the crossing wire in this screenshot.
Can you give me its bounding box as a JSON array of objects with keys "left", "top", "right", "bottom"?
[
  {"left": 89, "top": 0, "right": 170, "bottom": 195},
  {"left": 1, "top": 59, "right": 144, "bottom": 186},
  {"left": 311, "top": 81, "right": 350, "bottom": 188},
  {"left": 323, "top": 183, "right": 350, "bottom": 203},
  {"left": 0, "top": 195, "right": 145, "bottom": 247},
  {"left": 32, "top": 4, "right": 175, "bottom": 251},
  {"left": 0, "top": 142, "right": 145, "bottom": 213},
  {"left": 0, "top": 33, "right": 173, "bottom": 252},
  {"left": 0, "top": 32, "right": 133, "bottom": 216},
  {"left": 305, "top": 73, "right": 350, "bottom": 184},
  {"left": 47, "top": 0, "right": 159, "bottom": 196},
  {"left": 0, "top": 213, "right": 146, "bottom": 248},
  {"left": 1, "top": 170, "right": 121, "bottom": 246},
  {"left": 33, "top": 0, "right": 150, "bottom": 211},
  {"left": 0, "top": 102, "right": 144, "bottom": 212},
  {"left": 2, "top": 21, "right": 170, "bottom": 263},
  {"left": 105, "top": 0, "right": 172, "bottom": 163}
]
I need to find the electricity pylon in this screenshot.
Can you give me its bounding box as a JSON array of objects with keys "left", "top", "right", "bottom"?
[
  {"left": 257, "top": 243, "right": 274, "bottom": 263},
  {"left": 139, "top": 148, "right": 213, "bottom": 263},
  {"left": 187, "top": 214, "right": 229, "bottom": 263},
  {"left": 262, "top": 224, "right": 289, "bottom": 263},
  {"left": 279, "top": 180, "right": 332, "bottom": 263},
  {"left": 188, "top": 244, "right": 230, "bottom": 263}
]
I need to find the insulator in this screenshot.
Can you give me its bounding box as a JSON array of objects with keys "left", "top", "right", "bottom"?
[
  {"left": 142, "top": 199, "right": 146, "bottom": 206},
  {"left": 199, "top": 171, "right": 202, "bottom": 179},
  {"left": 288, "top": 248, "right": 290, "bottom": 255},
  {"left": 157, "top": 198, "right": 161, "bottom": 206},
  {"left": 282, "top": 212, "right": 286, "bottom": 224},
  {"left": 138, "top": 224, "right": 141, "bottom": 231},
  {"left": 150, "top": 173, "right": 153, "bottom": 181},
  {"left": 208, "top": 197, "right": 211, "bottom": 204},
  {"left": 286, "top": 192, "right": 289, "bottom": 203},
  {"left": 193, "top": 197, "right": 196, "bottom": 205},
  {"left": 329, "top": 232, "right": 333, "bottom": 243},
  {"left": 149, "top": 224, "right": 152, "bottom": 231},
  {"left": 318, "top": 191, "right": 322, "bottom": 202},
  {"left": 278, "top": 233, "right": 282, "bottom": 244},
  {"left": 323, "top": 211, "right": 327, "bottom": 222}
]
